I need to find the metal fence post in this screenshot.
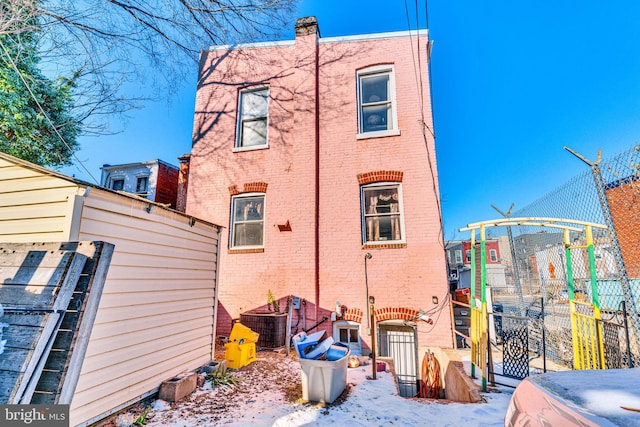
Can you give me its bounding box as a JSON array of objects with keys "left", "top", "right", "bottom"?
[{"left": 564, "top": 146, "right": 640, "bottom": 355}]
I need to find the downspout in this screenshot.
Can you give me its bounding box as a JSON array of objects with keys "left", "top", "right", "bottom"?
[{"left": 314, "top": 29, "right": 321, "bottom": 322}]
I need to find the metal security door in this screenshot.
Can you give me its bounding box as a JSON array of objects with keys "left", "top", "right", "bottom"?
[{"left": 378, "top": 323, "right": 418, "bottom": 397}]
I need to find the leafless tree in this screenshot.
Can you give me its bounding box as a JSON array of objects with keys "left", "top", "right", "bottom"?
[{"left": 1, "top": 0, "right": 297, "bottom": 134}]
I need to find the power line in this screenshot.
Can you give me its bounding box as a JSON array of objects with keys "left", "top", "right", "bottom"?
[
  {"left": 404, "top": 0, "right": 444, "bottom": 248},
  {"left": 0, "top": 36, "right": 99, "bottom": 184}
]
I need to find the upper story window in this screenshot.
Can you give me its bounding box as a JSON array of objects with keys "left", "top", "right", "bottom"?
[
  {"left": 489, "top": 249, "right": 498, "bottom": 262},
  {"left": 230, "top": 194, "right": 265, "bottom": 248},
  {"left": 466, "top": 249, "right": 471, "bottom": 262},
  {"left": 361, "top": 183, "right": 405, "bottom": 244},
  {"left": 112, "top": 179, "right": 124, "bottom": 191},
  {"left": 236, "top": 86, "right": 269, "bottom": 150},
  {"left": 136, "top": 176, "right": 149, "bottom": 194},
  {"left": 455, "top": 250, "right": 462, "bottom": 265},
  {"left": 357, "top": 65, "right": 399, "bottom": 139}
]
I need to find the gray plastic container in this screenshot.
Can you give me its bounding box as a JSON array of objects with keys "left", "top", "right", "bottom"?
[{"left": 299, "top": 350, "right": 350, "bottom": 403}]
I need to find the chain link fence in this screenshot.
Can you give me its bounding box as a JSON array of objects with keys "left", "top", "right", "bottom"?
[{"left": 488, "top": 144, "right": 640, "bottom": 370}]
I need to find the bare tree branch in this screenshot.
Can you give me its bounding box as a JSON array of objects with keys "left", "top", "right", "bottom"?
[{"left": 1, "top": 0, "right": 298, "bottom": 135}]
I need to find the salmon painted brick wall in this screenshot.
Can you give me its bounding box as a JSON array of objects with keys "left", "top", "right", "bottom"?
[{"left": 187, "top": 18, "right": 453, "bottom": 349}]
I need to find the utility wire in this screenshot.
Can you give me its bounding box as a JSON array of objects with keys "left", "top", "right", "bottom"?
[
  {"left": 404, "top": 0, "right": 444, "bottom": 248},
  {"left": 0, "top": 36, "right": 99, "bottom": 184}
]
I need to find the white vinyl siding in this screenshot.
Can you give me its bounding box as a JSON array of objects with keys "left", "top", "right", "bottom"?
[
  {"left": 0, "top": 158, "right": 80, "bottom": 242},
  {"left": 0, "top": 155, "right": 221, "bottom": 427},
  {"left": 71, "top": 189, "right": 219, "bottom": 426}
]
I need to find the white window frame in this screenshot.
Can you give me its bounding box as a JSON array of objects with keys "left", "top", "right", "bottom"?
[
  {"left": 360, "top": 182, "right": 406, "bottom": 245},
  {"left": 135, "top": 176, "right": 149, "bottom": 195},
  {"left": 489, "top": 249, "right": 498, "bottom": 262},
  {"left": 455, "top": 250, "right": 463, "bottom": 265},
  {"left": 333, "top": 320, "right": 362, "bottom": 356},
  {"left": 356, "top": 65, "right": 400, "bottom": 139},
  {"left": 465, "top": 249, "right": 471, "bottom": 262},
  {"left": 230, "top": 193, "right": 265, "bottom": 249},
  {"left": 234, "top": 86, "right": 269, "bottom": 151}
]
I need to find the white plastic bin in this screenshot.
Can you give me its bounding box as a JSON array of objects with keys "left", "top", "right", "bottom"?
[{"left": 299, "top": 350, "right": 350, "bottom": 403}]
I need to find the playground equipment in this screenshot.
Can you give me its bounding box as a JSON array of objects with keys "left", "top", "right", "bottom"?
[{"left": 459, "top": 217, "right": 608, "bottom": 391}]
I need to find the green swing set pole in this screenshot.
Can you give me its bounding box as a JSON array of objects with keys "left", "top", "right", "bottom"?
[
  {"left": 480, "top": 224, "right": 488, "bottom": 391},
  {"left": 470, "top": 230, "right": 476, "bottom": 379}
]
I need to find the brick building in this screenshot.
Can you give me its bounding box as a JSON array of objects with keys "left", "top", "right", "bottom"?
[{"left": 186, "top": 17, "right": 452, "bottom": 389}]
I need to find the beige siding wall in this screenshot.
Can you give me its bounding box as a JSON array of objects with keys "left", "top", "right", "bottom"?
[
  {"left": 0, "top": 158, "right": 81, "bottom": 242},
  {"left": 70, "top": 188, "right": 219, "bottom": 426}
]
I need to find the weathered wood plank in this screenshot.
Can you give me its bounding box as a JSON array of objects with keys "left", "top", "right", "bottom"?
[
  {"left": 1, "top": 322, "right": 46, "bottom": 349},
  {"left": 14, "top": 252, "right": 87, "bottom": 404},
  {"left": 0, "top": 247, "right": 87, "bottom": 404},
  {"left": 0, "top": 371, "right": 21, "bottom": 403},
  {"left": 57, "top": 242, "right": 114, "bottom": 404}
]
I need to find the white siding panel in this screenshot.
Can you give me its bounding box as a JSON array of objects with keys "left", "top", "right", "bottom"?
[
  {"left": 87, "top": 300, "right": 210, "bottom": 324},
  {"left": 96, "top": 288, "right": 213, "bottom": 308},
  {"left": 72, "top": 190, "right": 219, "bottom": 427},
  {"left": 83, "top": 316, "right": 212, "bottom": 358},
  {"left": 77, "top": 320, "right": 210, "bottom": 378},
  {"left": 79, "top": 215, "right": 216, "bottom": 253},
  {"left": 0, "top": 186, "right": 76, "bottom": 207},
  {"left": 98, "top": 278, "right": 216, "bottom": 293},
  {"left": 0, "top": 201, "right": 69, "bottom": 220},
  {"left": 79, "top": 327, "right": 208, "bottom": 374},
  {"left": 71, "top": 348, "right": 210, "bottom": 422},
  {"left": 0, "top": 162, "right": 79, "bottom": 243}
]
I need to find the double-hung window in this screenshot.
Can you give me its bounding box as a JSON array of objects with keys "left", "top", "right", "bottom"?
[
  {"left": 455, "top": 250, "right": 463, "bottom": 265},
  {"left": 136, "top": 176, "right": 149, "bottom": 194},
  {"left": 230, "top": 194, "right": 265, "bottom": 248},
  {"left": 361, "top": 183, "right": 405, "bottom": 244},
  {"left": 357, "top": 66, "right": 399, "bottom": 138},
  {"left": 236, "top": 87, "right": 269, "bottom": 149}
]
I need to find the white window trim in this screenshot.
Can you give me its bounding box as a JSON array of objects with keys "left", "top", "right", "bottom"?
[
  {"left": 229, "top": 193, "right": 266, "bottom": 249},
  {"left": 489, "top": 249, "right": 498, "bottom": 262},
  {"left": 333, "top": 320, "right": 362, "bottom": 356},
  {"left": 235, "top": 86, "right": 270, "bottom": 151},
  {"left": 356, "top": 65, "right": 399, "bottom": 139},
  {"left": 360, "top": 182, "right": 406, "bottom": 245},
  {"left": 455, "top": 250, "right": 462, "bottom": 264}
]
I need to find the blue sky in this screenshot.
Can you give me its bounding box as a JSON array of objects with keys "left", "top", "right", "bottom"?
[{"left": 61, "top": 1, "right": 640, "bottom": 239}]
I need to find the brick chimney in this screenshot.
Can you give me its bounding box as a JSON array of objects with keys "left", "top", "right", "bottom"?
[
  {"left": 176, "top": 154, "right": 191, "bottom": 212},
  {"left": 295, "top": 16, "right": 319, "bottom": 37}
]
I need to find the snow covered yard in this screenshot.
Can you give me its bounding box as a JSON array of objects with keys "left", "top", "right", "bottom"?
[{"left": 101, "top": 349, "right": 512, "bottom": 427}]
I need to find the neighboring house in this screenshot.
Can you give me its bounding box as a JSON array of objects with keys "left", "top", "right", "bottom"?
[
  {"left": 445, "top": 240, "right": 506, "bottom": 291},
  {"left": 186, "top": 15, "right": 452, "bottom": 392},
  {"left": 100, "top": 159, "right": 179, "bottom": 209},
  {"left": 0, "top": 152, "right": 220, "bottom": 426}
]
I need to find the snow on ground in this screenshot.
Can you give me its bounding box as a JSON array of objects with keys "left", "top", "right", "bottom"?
[{"left": 107, "top": 350, "right": 513, "bottom": 427}]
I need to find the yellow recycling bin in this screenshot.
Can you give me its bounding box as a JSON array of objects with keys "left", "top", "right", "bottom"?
[{"left": 224, "top": 322, "right": 259, "bottom": 369}]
